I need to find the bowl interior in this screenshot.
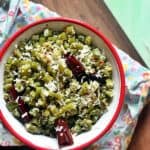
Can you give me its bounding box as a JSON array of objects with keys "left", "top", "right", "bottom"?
[{"left": 0, "top": 20, "right": 122, "bottom": 150}]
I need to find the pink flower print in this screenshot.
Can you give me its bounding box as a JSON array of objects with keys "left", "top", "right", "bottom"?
[
  {"left": 130, "top": 65, "right": 138, "bottom": 72},
  {"left": 0, "top": 15, "right": 6, "bottom": 22},
  {"left": 8, "top": 10, "right": 15, "bottom": 17},
  {"left": 0, "top": 141, "right": 10, "bottom": 146},
  {"left": 115, "top": 136, "right": 121, "bottom": 144},
  {"left": 36, "top": 5, "right": 42, "bottom": 11},
  {"left": 112, "top": 136, "right": 122, "bottom": 150}
]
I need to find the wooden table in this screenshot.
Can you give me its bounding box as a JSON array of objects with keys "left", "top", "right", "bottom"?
[{"left": 1, "top": 0, "right": 150, "bottom": 149}]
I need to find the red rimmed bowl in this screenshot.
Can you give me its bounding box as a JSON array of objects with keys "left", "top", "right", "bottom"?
[{"left": 0, "top": 17, "right": 125, "bottom": 150}]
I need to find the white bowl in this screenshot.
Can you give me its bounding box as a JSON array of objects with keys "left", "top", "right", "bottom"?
[{"left": 0, "top": 17, "right": 125, "bottom": 150}]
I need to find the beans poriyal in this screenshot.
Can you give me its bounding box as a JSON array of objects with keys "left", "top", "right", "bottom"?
[{"left": 4, "top": 25, "right": 113, "bottom": 138}]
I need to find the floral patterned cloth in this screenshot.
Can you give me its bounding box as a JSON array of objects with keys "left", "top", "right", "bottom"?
[{"left": 0, "top": 0, "right": 150, "bottom": 149}]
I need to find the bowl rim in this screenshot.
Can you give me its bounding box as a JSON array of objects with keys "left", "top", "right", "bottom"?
[{"left": 0, "top": 17, "right": 125, "bottom": 150}]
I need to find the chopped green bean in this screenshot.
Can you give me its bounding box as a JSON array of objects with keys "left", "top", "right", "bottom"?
[{"left": 4, "top": 25, "right": 113, "bottom": 137}]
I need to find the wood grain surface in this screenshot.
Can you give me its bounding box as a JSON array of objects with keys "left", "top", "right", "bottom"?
[{"left": 1, "top": 0, "right": 149, "bottom": 150}]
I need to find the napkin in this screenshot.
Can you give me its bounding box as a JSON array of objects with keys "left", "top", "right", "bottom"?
[{"left": 0, "top": 0, "right": 150, "bottom": 149}]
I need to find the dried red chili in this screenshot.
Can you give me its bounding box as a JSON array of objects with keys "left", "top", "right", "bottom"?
[
  {"left": 55, "top": 118, "right": 73, "bottom": 146},
  {"left": 65, "top": 53, "right": 105, "bottom": 84}
]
